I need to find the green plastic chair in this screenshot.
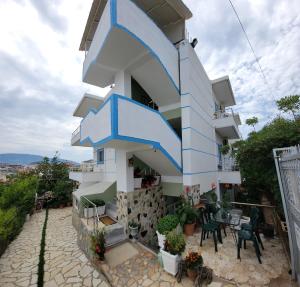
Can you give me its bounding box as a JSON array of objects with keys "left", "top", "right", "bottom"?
[
  {"left": 241, "top": 207, "right": 264, "bottom": 250},
  {"left": 200, "top": 208, "right": 222, "bottom": 252},
  {"left": 237, "top": 210, "right": 262, "bottom": 263}
]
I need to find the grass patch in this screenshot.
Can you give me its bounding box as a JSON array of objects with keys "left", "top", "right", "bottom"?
[{"left": 37, "top": 208, "right": 49, "bottom": 287}]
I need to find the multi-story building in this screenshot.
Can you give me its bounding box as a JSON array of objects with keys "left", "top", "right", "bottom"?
[{"left": 70, "top": 0, "right": 241, "bottom": 241}]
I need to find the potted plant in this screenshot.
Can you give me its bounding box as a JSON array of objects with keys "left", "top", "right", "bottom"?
[
  {"left": 161, "top": 230, "right": 186, "bottom": 276},
  {"left": 185, "top": 251, "right": 203, "bottom": 280},
  {"left": 177, "top": 201, "right": 198, "bottom": 236},
  {"left": 83, "top": 201, "right": 95, "bottom": 218},
  {"left": 156, "top": 215, "right": 179, "bottom": 249},
  {"left": 128, "top": 221, "right": 139, "bottom": 241},
  {"left": 90, "top": 229, "right": 106, "bottom": 261},
  {"left": 93, "top": 199, "right": 106, "bottom": 216},
  {"left": 134, "top": 167, "right": 143, "bottom": 189}
]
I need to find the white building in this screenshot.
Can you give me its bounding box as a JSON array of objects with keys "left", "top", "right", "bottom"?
[{"left": 70, "top": 0, "right": 242, "bottom": 240}]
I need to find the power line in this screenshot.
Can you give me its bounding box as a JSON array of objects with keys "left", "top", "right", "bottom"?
[{"left": 227, "top": 0, "right": 279, "bottom": 120}]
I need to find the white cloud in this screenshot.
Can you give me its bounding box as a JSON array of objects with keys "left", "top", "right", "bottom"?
[{"left": 0, "top": 0, "right": 299, "bottom": 162}]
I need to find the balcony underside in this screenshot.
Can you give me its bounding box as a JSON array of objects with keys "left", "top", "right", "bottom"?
[
  {"left": 215, "top": 116, "right": 240, "bottom": 139},
  {"left": 218, "top": 171, "right": 241, "bottom": 184},
  {"left": 83, "top": 0, "right": 180, "bottom": 107}
]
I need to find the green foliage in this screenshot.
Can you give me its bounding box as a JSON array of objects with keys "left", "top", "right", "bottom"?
[
  {"left": 157, "top": 215, "right": 179, "bottom": 235},
  {"left": 220, "top": 144, "right": 230, "bottom": 155},
  {"left": 37, "top": 153, "right": 74, "bottom": 205},
  {"left": 90, "top": 229, "right": 106, "bottom": 261},
  {"left": 245, "top": 117, "right": 258, "bottom": 130},
  {"left": 0, "top": 208, "right": 22, "bottom": 242},
  {"left": 233, "top": 117, "right": 300, "bottom": 216},
  {"left": 276, "top": 95, "right": 300, "bottom": 119},
  {"left": 92, "top": 199, "right": 105, "bottom": 206},
  {"left": 165, "top": 230, "right": 186, "bottom": 255},
  {"left": 177, "top": 201, "right": 198, "bottom": 225},
  {"left": 37, "top": 208, "right": 48, "bottom": 287},
  {"left": 185, "top": 251, "right": 203, "bottom": 270}
]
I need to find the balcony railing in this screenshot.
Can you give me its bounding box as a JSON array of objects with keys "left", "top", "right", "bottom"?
[
  {"left": 214, "top": 108, "right": 235, "bottom": 120},
  {"left": 218, "top": 157, "right": 239, "bottom": 171},
  {"left": 70, "top": 161, "right": 96, "bottom": 172},
  {"left": 72, "top": 126, "right": 80, "bottom": 137}
]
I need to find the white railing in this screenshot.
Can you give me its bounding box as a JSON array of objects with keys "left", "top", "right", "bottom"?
[
  {"left": 72, "top": 126, "right": 80, "bottom": 137},
  {"left": 70, "top": 161, "right": 96, "bottom": 172},
  {"left": 80, "top": 196, "right": 100, "bottom": 231},
  {"left": 214, "top": 108, "right": 235, "bottom": 120},
  {"left": 219, "top": 156, "right": 239, "bottom": 171}
]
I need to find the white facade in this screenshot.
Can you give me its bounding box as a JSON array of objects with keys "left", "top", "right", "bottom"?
[{"left": 71, "top": 0, "right": 242, "bottom": 197}]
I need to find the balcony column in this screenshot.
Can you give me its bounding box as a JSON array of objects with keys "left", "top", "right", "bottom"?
[
  {"left": 116, "top": 150, "right": 134, "bottom": 192},
  {"left": 114, "top": 70, "right": 132, "bottom": 98}
]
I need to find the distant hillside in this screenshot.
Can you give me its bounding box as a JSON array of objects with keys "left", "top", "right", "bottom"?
[{"left": 0, "top": 153, "right": 78, "bottom": 166}]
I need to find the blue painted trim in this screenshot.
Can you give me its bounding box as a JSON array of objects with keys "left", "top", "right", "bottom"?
[
  {"left": 181, "top": 106, "right": 213, "bottom": 128},
  {"left": 181, "top": 92, "right": 213, "bottom": 120},
  {"left": 111, "top": 95, "right": 118, "bottom": 137},
  {"left": 115, "top": 134, "right": 182, "bottom": 172},
  {"left": 183, "top": 170, "right": 218, "bottom": 175},
  {"left": 79, "top": 93, "right": 182, "bottom": 172},
  {"left": 182, "top": 148, "right": 219, "bottom": 158},
  {"left": 116, "top": 94, "right": 181, "bottom": 142},
  {"left": 96, "top": 148, "right": 105, "bottom": 164},
  {"left": 111, "top": 0, "right": 117, "bottom": 25},
  {"left": 182, "top": 127, "right": 218, "bottom": 144}
]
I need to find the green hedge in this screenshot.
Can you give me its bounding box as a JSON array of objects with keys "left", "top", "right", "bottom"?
[{"left": 37, "top": 208, "right": 48, "bottom": 287}]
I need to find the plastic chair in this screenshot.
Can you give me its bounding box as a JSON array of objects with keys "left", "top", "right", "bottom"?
[
  {"left": 237, "top": 210, "right": 262, "bottom": 263},
  {"left": 200, "top": 208, "right": 222, "bottom": 252},
  {"left": 241, "top": 207, "right": 264, "bottom": 250}
]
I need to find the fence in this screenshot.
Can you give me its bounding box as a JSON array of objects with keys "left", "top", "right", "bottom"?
[{"left": 274, "top": 145, "right": 300, "bottom": 284}]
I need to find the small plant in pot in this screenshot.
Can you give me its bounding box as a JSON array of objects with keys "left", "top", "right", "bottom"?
[
  {"left": 161, "top": 230, "right": 186, "bottom": 276},
  {"left": 128, "top": 221, "right": 139, "bottom": 241},
  {"left": 90, "top": 229, "right": 106, "bottom": 261},
  {"left": 93, "top": 199, "right": 105, "bottom": 216},
  {"left": 177, "top": 201, "right": 198, "bottom": 236},
  {"left": 156, "top": 215, "right": 179, "bottom": 249},
  {"left": 185, "top": 251, "right": 203, "bottom": 280}
]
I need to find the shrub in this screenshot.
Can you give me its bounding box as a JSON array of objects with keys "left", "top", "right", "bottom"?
[
  {"left": 157, "top": 215, "right": 179, "bottom": 235},
  {"left": 177, "top": 201, "right": 198, "bottom": 225},
  {"left": 185, "top": 251, "right": 203, "bottom": 270},
  {"left": 91, "top": 229, "right": 106, "bottom": 261},
  {"left": 92, "top": 199, "right": 105, "bottom": 206},
  {"left": 164, "top": 230, "right": 185, "bottom": 255},
  {"left": 0, "top": 207, "right": 22, "bottom": 242}
]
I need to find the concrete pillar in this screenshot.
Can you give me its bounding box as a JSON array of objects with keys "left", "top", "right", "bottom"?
[
  {"left": 216, "top": 179, "right": 221, "bottom": 201},
  {"left": 116, "top": 150, "right": 134, "bottom": 192},
  {"left": 114, "top": 70, "right": 131, "bottom": 98}
]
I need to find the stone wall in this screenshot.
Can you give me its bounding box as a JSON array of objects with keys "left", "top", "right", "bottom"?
[{"left": 116, "top": 185, "right": 166, "bottom": 244}]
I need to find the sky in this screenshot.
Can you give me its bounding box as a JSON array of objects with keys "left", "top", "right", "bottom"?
[{"left": 0, "top": 0, "right": 299, "bottom": 162}]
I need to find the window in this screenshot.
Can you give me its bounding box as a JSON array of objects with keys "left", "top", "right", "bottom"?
[{"left": 97, "top": 148, "right": 104, "bottom": 164}]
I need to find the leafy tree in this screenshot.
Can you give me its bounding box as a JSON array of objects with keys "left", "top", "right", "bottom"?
[
  {"left": 36, "top": 152, "right": 74, "bottom": 205},
  {"left": 233, "top": 117, "right": 300, "bottom": 217},
  {"left": 276, "top": 95, "right": 300, "bottom": 120},
  {"left": 245, "top": 116, "right": 258, "bottom": 131}
]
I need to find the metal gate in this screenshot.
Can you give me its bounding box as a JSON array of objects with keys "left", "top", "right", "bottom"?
[{"left": 274, "top": 145, "right": 300, "bottom": 284}]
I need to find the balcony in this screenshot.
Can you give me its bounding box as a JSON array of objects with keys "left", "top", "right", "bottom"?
[
  {"left": 71, "top": 126, "right": 80, "bottom": 146},
  {"left": 69, "top": 162, "right": 103, "bottom": 183},
  {"left": 82, "top": 0, "right": 180, "bottom": 106},
  {"left": 218, "top": 157, "right": 241, "bottom": 184},
  {"left": 80, "top": 94, "right": 182, "bottom": 176},
  {"left": 214, "top": 109, "right": 241, "bottom": 139}
]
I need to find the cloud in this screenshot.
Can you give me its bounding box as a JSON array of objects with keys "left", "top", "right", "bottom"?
[
  {"left": 28, "top": 0, "right": 68, "bottom": 32},
  {"left": 0, "top": 0, "right": 299, "bottom": 162}
]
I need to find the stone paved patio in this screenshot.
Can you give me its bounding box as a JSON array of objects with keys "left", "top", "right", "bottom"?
[
  {"left": 44, "top": 207, "right": 109, "bottom": 287},
  {"left": 0, "top": 210, "right": 45, "bottom": 287}
]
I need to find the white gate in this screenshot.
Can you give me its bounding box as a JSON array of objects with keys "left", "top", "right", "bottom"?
[{"left": 274, "top": 145, "right": 300, "bottom": 284}]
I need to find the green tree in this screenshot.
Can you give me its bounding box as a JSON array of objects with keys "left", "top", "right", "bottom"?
[
  {"left": 36, "top": 152, "right": 74, "bottom": 205},
  {"left": 276, "top": 95, "right": 300, "bottom": 120},
  {"left": 233, "top": 117, "right": 300, "bottom": 217},
  {"left": 245, "top": 116, "right": 258, "bottom": 131}
]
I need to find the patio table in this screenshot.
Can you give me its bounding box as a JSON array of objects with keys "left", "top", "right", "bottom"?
[{"left": 213, "top": 208, "right": 242, "bottom": 245}]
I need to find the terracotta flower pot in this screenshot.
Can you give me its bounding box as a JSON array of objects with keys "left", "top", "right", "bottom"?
[
  {"left": 187, "top": 268, "right": 198, "bottom": 281},
  {"left": 184, "top": 222, "right": 195, "bottom": 236}
]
